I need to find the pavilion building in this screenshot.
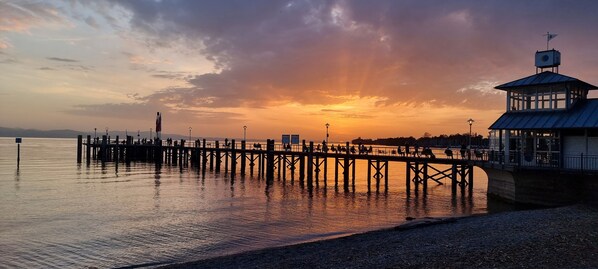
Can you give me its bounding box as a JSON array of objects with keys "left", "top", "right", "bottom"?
[{"left": 484, "top": 49, "right": 598, "bottom": 205}]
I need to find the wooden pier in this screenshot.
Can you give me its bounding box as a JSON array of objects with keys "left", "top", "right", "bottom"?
[{"left": 77, "top": 135, "right": 478, "bottom": 195}]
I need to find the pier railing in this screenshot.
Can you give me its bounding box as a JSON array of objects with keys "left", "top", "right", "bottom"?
[
  {"left": 88, "top": 137, "right": 492, "bottom": 160},
  {"left": 486, "top": 150, "right": 598, "bottom": 172}
]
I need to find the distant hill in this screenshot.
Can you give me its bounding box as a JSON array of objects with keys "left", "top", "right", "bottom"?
[{"left": 0, "top": 127, "right": 85, "bottom": 138}]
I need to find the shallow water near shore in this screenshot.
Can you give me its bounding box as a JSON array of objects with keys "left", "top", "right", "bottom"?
[{"left": 0, "top": 138, "right": 492, "bottom": 268}]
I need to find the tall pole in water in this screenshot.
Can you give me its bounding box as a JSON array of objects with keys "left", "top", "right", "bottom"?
[
  {"left": 243, "top": 125, "right": 247, "bottom": 141},
  {"left": 325, "top": 123, "right": 330, "bottom": 144},
  {"left": 15, "top": 138, "right": 22, "bottom": 168}
]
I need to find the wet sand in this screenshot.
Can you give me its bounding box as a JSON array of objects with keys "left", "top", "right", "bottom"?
[{"left": 163, "top": 205, "right": 598, "bottom": 268}]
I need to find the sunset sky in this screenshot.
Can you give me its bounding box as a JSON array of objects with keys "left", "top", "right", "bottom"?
[{"left": 2, "top": 0, "right": 598, "bottom": 141}]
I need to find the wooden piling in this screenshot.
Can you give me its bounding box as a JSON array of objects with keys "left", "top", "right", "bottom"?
[
  {"left": 468, "top": 165, "right": 474, "bottom": 193},
  {"left": 77, "top": 135, "right": 83, "bottom": 163},
  {"left": 406, "top": 162, "right": 411, "bottom": 195},
  {"left": 423, "top": 162, "right": 428, "bottom": 195},
  {"left": 334, "top": 157, "right": 339, "bottom": 188},
  {"left": 231, "top": 139, "right": 236, "bottom": 177},
  {"left": 367, "top": 159, "right": 372, "bottom": 193},
  {"left": 215, "top": 140, "right": 221, "bottom": 172},
  {"left": 240, "top": 141, "right": 246, "bottom": 176},
  {"left": 451, "top": 164, "right": 457, "bottom": 195},
  {"left": 343, "top": 142, "right": 350, "bottom": 192},
  {"left": 86, "top": 135, "right": 91, "bottom": 164},
  {"left": 384, "top": 160, "right": 389, "bottom": 193},
  {"left": 307, "top": 141, "right": 314, "bottom": 189},
  {"left": 266, "top": 139, "right": 275, "bottom": 181}
]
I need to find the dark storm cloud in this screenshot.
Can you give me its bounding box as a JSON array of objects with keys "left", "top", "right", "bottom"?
[{"left": 104, "top": 0, "right": 598, "bottom": 111}]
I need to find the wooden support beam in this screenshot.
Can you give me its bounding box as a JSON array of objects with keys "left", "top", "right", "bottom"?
[
  {"left": 77, "top": 135, "right": 83, "bottom": 163},
  {"left": 406, "top": 161, "right": 411, "bottom": 195},
  {"left": 367, "top": 159, "right": 372, "bottom": 193},
  {"left": 240, "top": 140, "right": 246, "bottom": 176}
]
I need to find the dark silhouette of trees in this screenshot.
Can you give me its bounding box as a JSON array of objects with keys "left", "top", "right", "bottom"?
[{"left": 352, "top": 133, "right": 488, "bottom": 148}]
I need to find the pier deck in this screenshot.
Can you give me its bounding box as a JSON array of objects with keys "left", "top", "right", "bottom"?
[{"left": 77, "top": 135, "right": 483, "bottom": 195}]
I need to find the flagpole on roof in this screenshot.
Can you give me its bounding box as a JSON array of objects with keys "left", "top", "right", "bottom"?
[{"left": 544, "top": 32, "right": 558, "bottom": 50}]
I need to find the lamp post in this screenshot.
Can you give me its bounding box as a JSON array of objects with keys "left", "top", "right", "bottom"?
[
  {"left": 325, "top": 123, "right": 330, "bottom": 144},
  {"left": 150, "top": 128, "right": 152, "bottom": 140},
  {"left": 94, "top": 128, "right": 97, "bottom": 139},
  {"left": 467, "top": 118, "right": 474, "bottom": 152},
  {"left": 189, "top": 127, "right": 192, "bottom": 143},
  {"left": 243, "top": 125, "right": 247, "bottom": 141},
  {"left": 105, "top": 127, "right": 108, "bottom": 136}
]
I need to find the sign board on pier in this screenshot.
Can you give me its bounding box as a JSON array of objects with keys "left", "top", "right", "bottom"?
[
  {"left": 291, "top": 135, "right": 300, "bottom": 145},
  {"left": 15, "top": 138, "right": 22, "bottom": 143},
  {"left": 282, "top": 135, "right": 290, "bottom": 144}
]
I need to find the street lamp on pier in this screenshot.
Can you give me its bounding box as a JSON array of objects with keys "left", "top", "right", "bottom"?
[
  {"left": 243, "top": 125, "right": 247, "bottom": 141},
  {"left": 325, "top": 123, "right": 330, "bottom": 144},
  {"left": 189, "top": 127, "right": 192, "bottom": 143},
  {"left": 94, "top": 128, "right": 97, "bottom": 139},
  {"left": 150, "top": 128, "right": 152, "bottom": 140},
  {"left": 467, "top": 118, "right": 475, "bottom": 152}
]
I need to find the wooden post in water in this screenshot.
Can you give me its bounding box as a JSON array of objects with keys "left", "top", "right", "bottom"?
[
  {"left": 100, "top": 135, "right": 107, "bottom": 162},
  {"left": 266, "top": 139, "right": 275, "bottom": 181},
  {"left": 86, "top": 135, "right": 91, "bottom": 164},
  {"left": 343, "top": 142, "right": 350, "bottom": 192},
  {"left": 231, "top": 139, "right": 236, "bottom": 178},
  {"left": 406, "top": 162, "right": 411, "bottom": 195},
  {"left": 290, "top": 154, "right": 295, "bottom": 183},
  {"left": 352, "top": 158, "right": 356, "bottom": 192},
  {"left": 414, "top": 162, "right": 420, "bottom": 193},
  {"left": 451, "top": 164, "right": 457, "bottom": 195},
  {"left": 157, "top": 138, "right": 163, "bottom": 165},
  {"left": 215, "top": 141, "right": 221, "bottom": 172},
  {"left": 334, "top": 157, "right": 339, "bottom": 188},
  {"left": 202, "top": 139, "right": 207, "bottom": 171},
  {"left": 468, "top": 165, "right": 474, "bottom": 194},
  {"left": 376, "top": 159, "right": 381, "bottom": 193},
  {"left": 114, "top": 136, "right": 119, "bottom": 162},
  {"left": 323, "top": 152, "right": 328, "bottom": 186},
  {"left": 307, "top": 141, "right": 314, "bottom": 189},
  {"left": 77, "top": 135, "right": 83, "bottom": 163},
  {"left": 224, "top": 140, "right": 229, "bottom": 173},
  {"left": 258, "top": 147, "right": 263, "bottom": 178},
  {"left": 240, "top": 140, "right": 246, "bottom": 176},
  {"left": 277, "top": 154, "right": 282, "bottom": 180},
  {"left": 423, "top": 162, "right": 428, "bottom": 195},
  {"left": 299, "top": 140, "right": 305, "bottom": 186},
  {"left": 460, "top": 164, "right": 466, "bottom": 193},
  {"left": 314, "top": 154, "right": 319, "bottom": 187},
  {"left": 367, "top": 159, "right": 372, "bottom": 193},
  {"left": 384, "top": 160, "right": 389, "bottom": 193},
  {"left": 282, "top": 155, "right": 287, "bottom": 182}
]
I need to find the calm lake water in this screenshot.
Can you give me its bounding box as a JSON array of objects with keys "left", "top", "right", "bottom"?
[{"left": 0, "top": 138, "right": 490, "bottom": 268}]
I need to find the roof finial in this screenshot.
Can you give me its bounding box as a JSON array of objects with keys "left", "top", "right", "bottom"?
[{"left": 543, "top": 32, "right": 558, "bottom": 50}]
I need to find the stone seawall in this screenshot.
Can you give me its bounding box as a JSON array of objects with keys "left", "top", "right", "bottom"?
[{"left": 483, "top": 167, "right": 591, "bottom": 206}]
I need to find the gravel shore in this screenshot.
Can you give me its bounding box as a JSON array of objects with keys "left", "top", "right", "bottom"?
[{"left": 163, "top": 205, "right": 598, "bottom": 268}]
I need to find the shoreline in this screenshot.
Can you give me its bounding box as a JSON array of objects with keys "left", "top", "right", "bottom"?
[{"left": 162, "top": 204, "right": 598, "bottom": 268}]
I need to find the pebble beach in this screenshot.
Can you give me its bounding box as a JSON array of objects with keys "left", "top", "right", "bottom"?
[{"left": 164, "top": 205, "right": 598, "bottom": 268}]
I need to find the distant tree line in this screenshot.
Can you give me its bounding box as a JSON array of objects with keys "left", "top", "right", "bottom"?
[{"left": 352, "top": 133, "right": 488, "bottom": 148}]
